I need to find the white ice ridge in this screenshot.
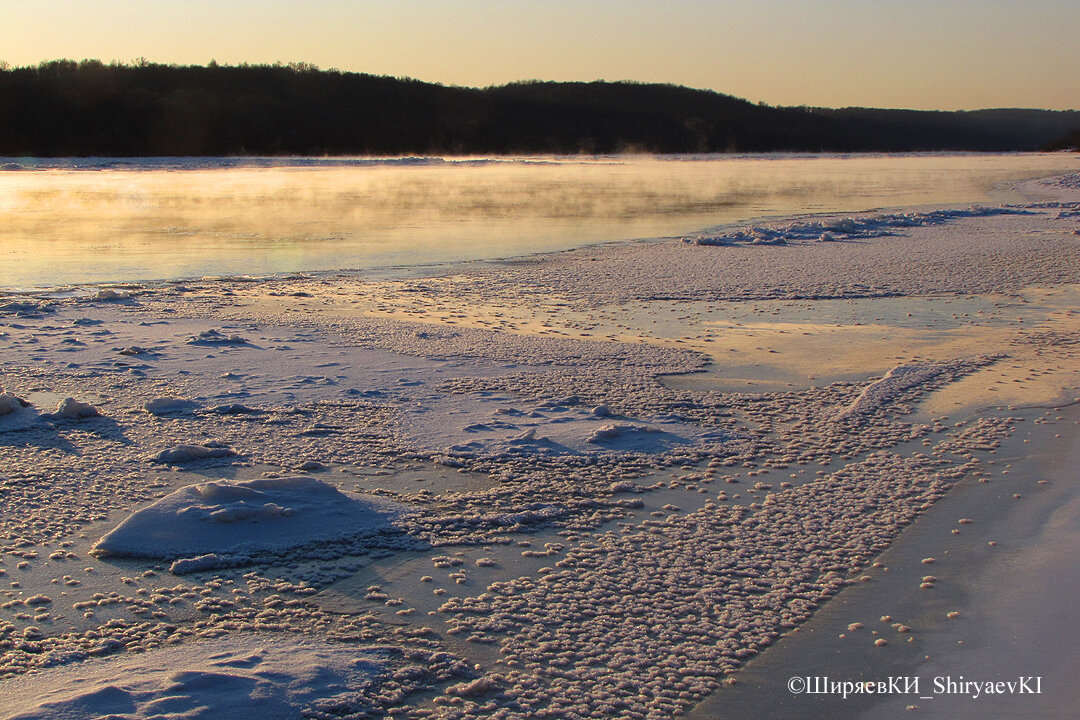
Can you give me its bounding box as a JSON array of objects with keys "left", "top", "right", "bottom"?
[
  {"left": 4, "top": 636, "right": 385, "bottom": 720},
  {"left": 835, "top": 358, "right": 991, "bottom": 421},
  {"left": 682, "top": 206, "right": 1030, "bottom": 246},
  {"left": 91, "top": 476, "right": 407, "bottom": 559}
]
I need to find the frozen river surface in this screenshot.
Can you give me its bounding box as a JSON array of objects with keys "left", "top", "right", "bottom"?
[{"left": 3, "top": 152, "right": 1079, "bottom": 289}]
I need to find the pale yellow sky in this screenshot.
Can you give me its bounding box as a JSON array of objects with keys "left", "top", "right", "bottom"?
[{"left": 3, "top": 0, "right": 1079, "bottom": 110}]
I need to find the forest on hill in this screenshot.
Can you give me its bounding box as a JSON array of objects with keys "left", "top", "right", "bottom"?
[
  {"left": 2, "top": 60, "right": 1078, "bottom": 157},
  {"left": 1045, "top": 127, "right": 1080, "bottom": 151}
]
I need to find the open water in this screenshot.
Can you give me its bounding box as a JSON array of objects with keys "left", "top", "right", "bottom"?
[{"left": 2, "top": 153, "right": 1078, "bottom": 289}]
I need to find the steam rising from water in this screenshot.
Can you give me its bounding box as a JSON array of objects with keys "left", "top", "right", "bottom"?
[{"left": 1, "top": 153, "right": 1078, "bottom": 289}]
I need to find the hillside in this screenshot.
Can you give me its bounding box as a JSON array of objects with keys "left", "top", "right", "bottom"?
[
  {"left": 2, "top": 60, "right": 1078, "bottom": 156},
  {"left": 1044, "top": 127, "right": 1080, "bottom": 151}
]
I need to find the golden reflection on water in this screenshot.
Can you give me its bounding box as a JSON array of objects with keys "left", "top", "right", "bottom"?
[{"left": 1, "top": 154, "right": 1078, "bottom": 288}]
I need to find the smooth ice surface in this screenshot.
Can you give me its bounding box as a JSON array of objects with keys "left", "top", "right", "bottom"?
[{"left": 92, "top": 476, "right": 407, "bottom": 559}]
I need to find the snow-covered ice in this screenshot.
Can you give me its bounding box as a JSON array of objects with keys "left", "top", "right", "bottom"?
[
  {"left": 144, "top": 397, "right": 201, "bottom": 415},
  {"left": 681, "top": 206, "right": 1031, "bottom": 246},
  {"left": 91, "top": 476, "right": 408, "bottom": 559},
  {"left": 2, "top": 170, "right": 1080, "bottom": 719},
  {"left": 0, "top": 391, "right": 27, "bottom": 415},
  {"left": 46, "top": 397, "right": 100, "bottom": 420},
  {"left": 3, "top": 636, "right": 386, "bottom": 720},
  {"left": 149, "top": 444, "right": 237, "bottom": 464},
  {"left": 0, "top": 390, "right": 38, "bottom": 431}
]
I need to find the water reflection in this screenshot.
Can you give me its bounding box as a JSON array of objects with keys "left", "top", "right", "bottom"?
[{"left": 1, "top": 153, "right": 1077, "bottom": 289}]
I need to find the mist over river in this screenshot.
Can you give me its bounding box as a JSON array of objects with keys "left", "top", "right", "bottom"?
[{"left": 2, "top": 152, "right": 1079, "bottom": 289}]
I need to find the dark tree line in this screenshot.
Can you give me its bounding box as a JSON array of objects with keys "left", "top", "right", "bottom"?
[
  {"left": 1044, "top": 127, "right": 1080, "bottom": 151},
  {"left": 1, "top": 60, "right": 1078, "bottom": 156}
]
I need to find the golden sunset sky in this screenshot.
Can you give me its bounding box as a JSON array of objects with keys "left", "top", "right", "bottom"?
[{"left": 4, "top": 0, "right": 1079, "bottom": 110}]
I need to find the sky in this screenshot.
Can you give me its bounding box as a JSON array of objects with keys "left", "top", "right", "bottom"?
[{"left": 3, "top": 0, "right": 1079, "bottom": 111}]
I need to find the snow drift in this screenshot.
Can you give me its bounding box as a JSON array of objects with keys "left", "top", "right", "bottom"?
[{"left": 91, "top": 476, "right": 407, "bottom": 559}]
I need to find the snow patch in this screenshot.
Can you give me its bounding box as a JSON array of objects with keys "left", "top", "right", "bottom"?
[
  {"left": 187, "top": 329, "right": 248, "bottom": 345},
  {"left": 169, "top": 553, "right": 251, "bottom": 575},
  {"left": 145, "top": 397, "right": 201, "bottom": 415},
  {"left": 210, "top": 403, "right": 261, "bottom": 415},
  {"left": 0, "top": 391, "right": 29, "bottom": 415},
  {"left": 0, "top": 390, "right": 38, "bottom": 431},
  {"left": 91, "top": 476, "right": 407, "bottom": 559},
  {"left": 49, "top": 398, "right": 100, "bottom": 419},
  {"left": 3, "top": 636, "right": 386, "bottom": 720},
  {"left": 150, "top": 444, "right": 236, "bottom": 463},
  {"left": 834, "top": 360, "right": 990, "bottom": 420},
  {"left": 585, "top": 423, "right": 652, "bottom": 443},
  {"left": 91, "top": 288, "right": 129, "bottom": 301},
  {"left": 0, "top": 300, "right": 53, "bottom": 315}
]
